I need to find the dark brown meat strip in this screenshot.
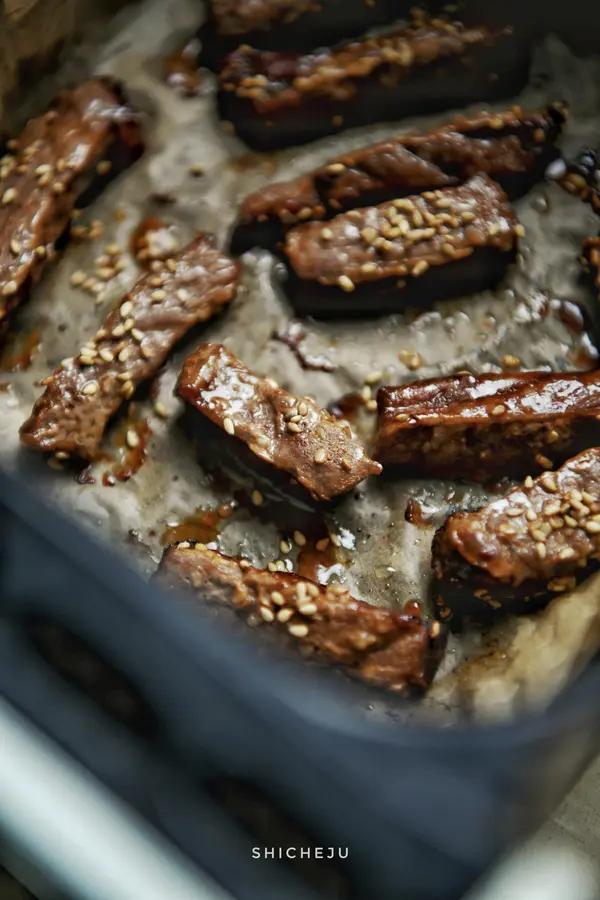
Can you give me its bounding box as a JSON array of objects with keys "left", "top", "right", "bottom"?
[
  {"left": 374, "top": 370, "right": 600, "bottom": 481},
  {"left": 156, "top": 543, "right": 444, "bottom": 692},
  {"left": 218, "top": 20, "right": 528, "bottom": 150},
  {"left": 232, "top": 104, "right": 566, "bottom": 253},
  {"left": 282, "top": 174, "right": 519, "bottom": 316},
  {"left": 20, "top": 236, "right": 239, "bottom": 462},
  {"left": 177, "top": 342, "right": 381, "bottom": 502},
  {"left": 432, "top": 448, "right": 600, "bottom": 622},
  {"left": 0, "top": 78, "right": 143, "bottom": 338}
]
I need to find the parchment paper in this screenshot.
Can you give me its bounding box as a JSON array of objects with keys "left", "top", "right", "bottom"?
[{"left": 2, "top": 0, "right": 600, "bottom": 721}]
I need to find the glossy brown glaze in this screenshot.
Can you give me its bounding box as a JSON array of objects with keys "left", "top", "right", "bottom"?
[
  {"left": 282, "top": 175, "right": 518, "bottom": 315},
  {"left": 232, "top": 104, "right": 566, "bottom": 252},
  {"left": 177, "top": 343, "right": 381, "bottom": 503},
  {"left": 20, "top": 236, "right": 239, "bottom": 462},
  {"left": 156, "top": 543, "right": 444, "bottom": 692},
  {"left": 375, "top": 370, "right": 600, "bottom": 480},
  {"left": 582, "top": 236, "right": 600, "bottom": 293},
  {"left": 0, "top": 79, "right": 143, "bottom": 338},
  {"left": 432, "top": 448, "right": 600, "bottom": 621},
  {"left": 217, "top": 20, "right": 528, "bottom": 150}
]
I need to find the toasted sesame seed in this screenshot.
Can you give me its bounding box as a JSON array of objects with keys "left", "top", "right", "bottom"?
[
  {"left": 287, "top": 422, "right": 301, "bottom": 433},
  {"left": 154, "top": 401, "right": 168, "bottom": 418},
  {"left": 35, "top": 245, "right": 47, "bottom": 258},
  {"left": 51, "top": 182, "right": 66, "bottom": 195},
  {"left": 123, "top": 318, "right": 135, "bottom": 332},
  {"left": 99, "top": 348, "right": 114, "bottom": 363},
  {"left": 525, "top": 509, "right": 537, "bottom": 522},
  {"left": 2, "top": 188, "right": 16, "bottom": 204},
  {"left": 541, "top": 474, "right": 557, "bottom": 492},
  {"left": 582, "top": 491, "right": 596, "bottom": 507},
  {"left": 491, "top": 404, "right": 506, "bottom": 416},
  {"left": 132, "top": 328, "right": 144, "bottom": 342},
  {"left": 277, "top": 608, "right": 294, "bottom": 623},
  {"left": 505, "top": 507, "right": 522, "bottom": 517},
  {"left": 294, "top": 530, "right": 307, "bottom": 547},
  {"left": 366, "top": 399, "right": 378, "bottom": 412},
  {"left": 112, "top": 324, "right": 125, "bottom": 338},
  {"left": 298, "top": 401, "right": 308, "bottom": 416},
  {"left": 126, "top": 429, "right": 140, "bottom": 449},
  {"left": 251, "top": 490, "right": 263, "bottom": 506},
  {"left": 82, "top": 381, "right": 99, "bottom": 395},
  {"left": 441, "top": 243, "right": 456, "bottom": 257},
  {"left": 360, "top": 227, "right": 377, "bottom": 244},
  {"left": 412, "top": 260, "right": 429, "bottom": 277},
  {"left": 564, "top": 515, "right": 578, "bottom": 527},
  {"left": 544, "top": 501, "right": 561, "bottom": 516},
  {"left": 321, "top": 227, "right": 333, "bottom": 240},
  {"left": 314, "top": 448, "right": 326, "bottom": 464},
  {"left": 267, "top": 562, "right": 277, "bottom": 573},
  {"left": 151, "top": 289, "right": 166, "bottom": 301},
  {"left": 559, "top": 547, "right": 576, "bottom": 560},
  {"left": 585, "top": 520, "right": 600, "bottom": 534},
  {"left": 271, "top": 591, "right": 285, "bottom": 606},
  {"left": 2, "top": 280, "right": 18, "bottom": 296},
  {"left": 536, "top": 542, "right": 547, "bottom": 558},
  {"left": 121, "top": 380, "right": 134, "bottom": 397},
  {"left": 360, "top": 385, "right": 372, "bottom": 402},
  {"left": 360, "top": 261, "right": 377, "bottom": 274},
  {"left": 288, "top": 622, "right": 309, "bottom": 638},
  {"left": 338, "top": 275, "right": 355, "bottom": 292},
  {"left": 537, "top": 455, "right": 554, "bottom": 470},
  {"left": 365, "top": 370, "right": 382, "bottom": 385},
  {"left": 341, "top": 457, "right": 353, "bottom": 471},
  {"left": 395, "top": 413, "right": 410, "bottom": 423},
  {"left": 79, "top": 356, "right": 95, "bottom": 366},
  {"left": 224, "top": 417, "right": 235, "bottom": 435},
  {"left": 514, "top": 224, "right": 526, "bottom": 238},
  {"left": 315, "top": 538, "right": 330, "bottom": 552},
  {"left": 502, "top": 354, "right": 520, "bottom": 368},
  {"left": 298, "top": 603, "right": 318, "bottom": 616},
  {"left": 118, "top": 347, "right": 130, "bottom": 363},
  {"left": 70, "top": 271, "right": 86, "bottom": 287},
  {"left": 120, "top": 301, "right": 133, "bottom": 317}
]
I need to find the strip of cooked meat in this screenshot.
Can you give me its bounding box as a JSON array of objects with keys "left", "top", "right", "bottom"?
[
  {"left": 156, "top": 542, "right": 444, "bottom": 692},
  {"left": 0, "top": 79, "right": 143, "bottom": 340},
  {"left": 374, "top": 370, "right": 600, "bottom": 481},
  {"left": 20, "top": 236, "right": 238, "bottom": 462},
  {"left": 432, "top": 448, "right": 600, "bottom": 622},
  {"left": 198, "top": 0, "right": 414, "bottom": 69},
  {"left": 232, "top": 104, "right": 566, "bottom": 254},
  {"left": 218, "top": 20, "right": 529, "bottom": 150},
  {"left": 556, "top": 148, "right": 600, "bottom": 213},
  {"left": 282, "top": 174, "right": 519, "bottom": 317},
  {"left": 177, "top": 342, "right": 381, "bottom": 505}
]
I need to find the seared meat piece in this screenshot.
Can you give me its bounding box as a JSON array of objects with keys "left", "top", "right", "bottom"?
[
  {"left": 556, "top": 148, "right": 600, "bottom": 213},
  {"left": 156, "top": 543, "right": 444, "bottom": 692},
  {"left": 20, "top": 236, "right": 238, "bottom": 462},
  {"left": 232, "top": 104, "right": 566, "bottom": 254},
  {"left": 374, "top": 370, "right": 600, "bottom": 481},
  {"left": 177, "top": 343, "right": 381, "bottom": 505},
  {"left": 0, "top": 79, "right": 143, "bottom": 339},
  {"left": 218, "top": 21, "right": 528, "bottom": 150},
  {"left": 282, "top": 174, "right": 519, "bottom": 317},
  {"left": 432, "top": 448, "right": 600, "bottom": 621},
  {"left": 198, "top": 0, "right": 415, "bottom": 69}
]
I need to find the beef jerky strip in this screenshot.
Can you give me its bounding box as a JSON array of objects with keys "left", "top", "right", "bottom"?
[
  {"left": 218, "top": 20, "right": 529, "bottom": 151},
  {"left": 156, "top": 543, "right": 444, "bottom": 692},
  {"left": 554, "top": 147, "right": 600, "bottom": 213},
  {"left": 374, "top": 370, "right": 600, "bottom": 481},
  {"left": 432, "top": 448, "right": 600, "bottom": 622},
  {"left": 0, "top": 78, "right": 143, "bottom": 339},
  {"left": 177, "top": 342, "right": 381, "bottom": 508},
  {"left": 198, "top": 0, "right": 415, "bottom": 70},
  {"left": 282, "top": 174, "right": 519, "bottom": 317},
  {"left": 232, "top": 104, "right": 566, "bottom": 254},
  {"left": 20, "top": 236, "right": 238, "bottom": 462}
]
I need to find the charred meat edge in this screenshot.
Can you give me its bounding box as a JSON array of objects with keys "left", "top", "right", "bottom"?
[
  {"left": 231, "top": 103, "right": 566, "bottom": 253},
  {"left": 20, "top": 235, "right": 239, "bottom": 462},
  {"left": 177, "top": 342, "right": 381, "bottom": 503},
  {"left": 0, "top": 78, "right": 144, "bottom": 338},
  {"left": 432, "top": 447, "right": 600, "bottom": 622},
  {"left": 374, "top": 370, "right": 600, "bottom": 480},
  {"left": 282, "top": 174, "right": 519, "bottom": 317},
  {"left": 156, "top": 542, "right": 444, "bottom": 692},
  {"left": 217, "top": 20, "right": 529, "bottom": 150}
]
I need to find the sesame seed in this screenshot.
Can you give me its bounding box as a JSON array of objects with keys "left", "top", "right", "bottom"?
[
  {"left": 541, "top": 474, "right": 557, "bottom": 492},
  {"left": 360, "top": 385, "right": 372, "bottom": 402},
  {"left": 338, "top": 275, "right": 355, "bottom": 292},
  {"left": 51, "top": 182, "right": 66, "bottom": 195},
  {"left": 9, "top": 239, "right": 21, "bottom": 255},
  {"left": 341, "top": 457, "right": 353, "bottom": 471},
  {"left": 525, "top": 509, "right": 537, "bottom": 521},
  {"left": 502, "top": 354, "right": 520, "bottom": 368},
  {"left": 151, "top": 289, "right": 166, "bottom": 301},
  {"left": 166, "top": 259, "right": 177, "bottom": 272},
  {"left": 154, "top": 401, "right": 168, "bottom": 418},
  {"left": 564, "top": 516, "right": 578, "bottom": 527},
  {"left": 224, "top": 417, "right": 235, "bottom": 435},
  {"left": 251, "top": 490, "right": 263, "bottom": 506},
  {"left": 121, "top": 381, "right": 134, "bottom": 397},
  {"left": 126, "top": 429, "right": 140, "bottom": 449},
  {"left": 271, "top": 591, "right": 285, "bottom": 606},
  {"left": 366, "top": 399, "right": 378, "bottom": 411},
  {"left": 544, "top": 501, "right": 561, "bottom": 516},
  {"left": 531, "top": 529, "right": 547, "bottom": 541},
  {"left": 176, "top": 288, "right": 189, "bottom": 302},
  {"left": 360, "top": 261, "right": 377, "bottom": 274},
  {"left": 118, "top": 347, "right": 130, "bottom": 363},
  {"left": 99, "top": 348, "right": 114, "bottom": 362},
  {"left": 514, "top": 224, "right": 526, "bottom": 238},
  {"left": 412, "top": 260, "right": 429, "bottom": 277},
  {"left": 298, "top": 401, "right": 308, "bottom": 416},
  {"left": 330, "top": 534, "right": 341, "bottom": 547},
  {"left": 81, "top": 381, "right": 99, "bottom": 395},
  {"left": 537, "top": 455, "right": 554, "bottom": 470},
  {"left": 70, "top": 271, "right": 86, "bottom": 286},
  {"left": 298, "top": 603, "right": 318, "bottom": 616},
  {"left": 2, "top": 188, "right": 16, "bottom": 204},
  {"left": 505, "top": 507, "right": 522, "bottom": 517},
  {"left": 360, "top": 227, "right": 377, "bottom": 244},
  {"left": 296, "top": 582, "right": 307, "bottom": 605},
  {"left": 441, "top": 243, "right": 456, "bottom": 257},
  {"left": 559, "top": 547, "right": 576, "bottom": 560},
  {"left": 314, "top": 448, "right": 326, "bottom": 464},
  {"left": 321, "top": 228, "right": 333, "bottom": 240},
  {"left": 35, "top": 246, "right": 47, "bottom": 258},
  {"left": 365, "top": 370, "right": 382, "bottom": 385},
  {"left": 131, "top": 328, "right": 144, "bottom": 342},
  {"left": 267, "top": 562, "right": 277, "bottom": 573},
  {"left": 287, "top": 422, "right": 301, "bottom": 433},
  {"left": 585, "top": 520, "right": 600, "bottom": 534},
  {"left": 277, "top": 608, "right": 294, "bottom": 623},
  {"left": 327, "top": 162, "right": 345, "bottom": 174},
  {"left": 123, "top": 318, "right": 135, "bottom": 332},
  {"left": 279, "top": 540, "right": 291, "bottom": 554},
  {"left": 582, "top": 491, "right": 596, "bottom": 507},
  {"left": 289, "top": 622, "right": 309, "bottom": 638},
  {"left": 536, "top": 542, "right": 547, "bottom": 558},
  {"left": 189, "top": 163, "right": 205, "bottom": 176},
  {"left": 315, "top": 538, "right": 330, "bottom": 552},
  {"left": 112, "top": 324, "right": 125, "bottom": 338},
  {"left": 491, "top": 404, "right": 506, "bottom": 416},
  {"left": 294, "top": 530, "right": 307, "bottom": 547},
  {"left": 120, "top": 300, "right": 133, "bottom": 317},
  {"left": 2, "top": 280, "right": 18, "bottom": 296},
  {"left": 395, "top": 413, "right": 410, "bottom": 423}
]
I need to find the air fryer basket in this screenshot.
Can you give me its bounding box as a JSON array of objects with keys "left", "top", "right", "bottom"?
[{"left": 3, "top": 0, "right": 600, "bottom": 897}]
